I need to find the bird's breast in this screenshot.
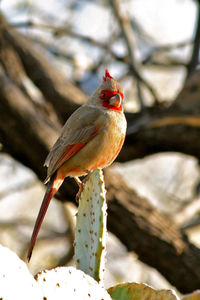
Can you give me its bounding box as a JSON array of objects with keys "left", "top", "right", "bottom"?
[{"left": 88, "top": 110, "right": 127, "bottom": 169}]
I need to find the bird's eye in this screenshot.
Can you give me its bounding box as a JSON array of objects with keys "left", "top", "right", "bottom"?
[{"left": 101, "top": 93, "right": 106, "bottom": 98}]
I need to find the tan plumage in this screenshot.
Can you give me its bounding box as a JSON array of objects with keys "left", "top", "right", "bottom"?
[{"left": 27, "top": 69, "right": 127, "bottom": 261}]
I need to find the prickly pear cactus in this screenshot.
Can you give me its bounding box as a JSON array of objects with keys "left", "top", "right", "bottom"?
[
  {"left": 0, "top": 245, "right": 42, "bottom": 300},
  {"left": 75, "top": 168, "right": 107, "bottom": 283},
  {"left": 35, "top": 266, "right": 112, "bottom": 300},
  {"left": 108, "top": 282, "right": 179, "bottom": 300}
]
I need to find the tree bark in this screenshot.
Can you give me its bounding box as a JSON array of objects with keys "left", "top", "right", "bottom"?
[
  {"left": 0, "top": 14, "right": 87, "bottom": 124},
  {"left": 1, "top": 13, "right": 200, "bottom": 292},
  {"left": 105, "top": 169, "right": 200, "bottom": 293}
]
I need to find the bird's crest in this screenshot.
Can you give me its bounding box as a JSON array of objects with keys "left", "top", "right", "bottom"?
[{"left": 103, "top": 69, "right": 113, "bottom": 82}]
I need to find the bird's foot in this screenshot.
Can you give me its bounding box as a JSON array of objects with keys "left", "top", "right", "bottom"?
[
  {"left": 74, "top": 170, "right": 92, "bottom": 203},
  {"left": 74, "top": 176, "right": 83, "bottom": 203},
  {"left": 75, "top": 187, "right": 84, "bottom": 203},
  {"left": 82, "top": 169, "right": 92, "bottom": 184}
]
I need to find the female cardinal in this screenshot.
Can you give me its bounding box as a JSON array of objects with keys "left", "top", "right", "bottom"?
[{"left": 27, "top": 69, "right": 127, "bottom": 261}]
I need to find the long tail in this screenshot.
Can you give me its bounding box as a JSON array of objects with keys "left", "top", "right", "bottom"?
[{"left": 27, "top": 172, "right": 64, "bottom": 262}]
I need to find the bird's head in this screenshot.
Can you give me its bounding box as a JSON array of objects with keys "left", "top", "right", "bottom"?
[{"left": 88, "top": 69, "right": 124, "bottom": 112}]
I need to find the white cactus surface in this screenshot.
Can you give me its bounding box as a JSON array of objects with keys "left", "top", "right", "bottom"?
[{"left": 75, "top": 168, "right": 107, "bottom": 283}]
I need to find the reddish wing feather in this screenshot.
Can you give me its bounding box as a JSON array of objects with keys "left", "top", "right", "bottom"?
[
  {"left": 52, "top": 127, "right": 99, "bottom": 172},
  {"left": 55, "top": 143, "right": 86, "bottom": 167}
]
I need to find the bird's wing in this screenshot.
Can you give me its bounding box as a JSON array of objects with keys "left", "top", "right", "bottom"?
[{"left": 44, "top": 106, "right": 101, "bottom": 180}]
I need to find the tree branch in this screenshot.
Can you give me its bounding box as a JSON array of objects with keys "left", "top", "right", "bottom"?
[
  {"left": 110, "top": 0, "right": 159, "bottom": 105},
  {"left": 0, "top": 14, "right": 87, "bottom": 124},
  {"left": 11, "top": 20, "right": 128, "bottom": 65},
  {"left": 142, "top": 40, "right": 191, "bottom": 66},
  {"left": 105, "top": 168, "right": 200, "bottom": 293}
]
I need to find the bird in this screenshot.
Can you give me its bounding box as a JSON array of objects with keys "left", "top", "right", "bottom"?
[{"left": 27, "top": 69, "right": 127, "bottom": 261}]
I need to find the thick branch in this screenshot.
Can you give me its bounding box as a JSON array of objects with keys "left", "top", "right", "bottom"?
[
  {"left": 105, "top": 169, "right": 200, "bottom": 293},
  {"left": 0, "top": 14, "right": 87, "bottom": 124},
  {"left": 0, "top": 64, "right": 59, "bottom": 178}
]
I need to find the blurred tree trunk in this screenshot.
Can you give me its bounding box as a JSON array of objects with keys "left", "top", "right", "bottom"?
[{"left": 1, "top": 13, "right": 200, "bottom": 292}]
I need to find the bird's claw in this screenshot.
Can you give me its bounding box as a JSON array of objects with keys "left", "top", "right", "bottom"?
[
  {"left": 82, "top": 169, "right": 92, "bottom": 184},
  {"left": 74, "top": 170, "right": 92, "bottom": 203},
  {"left": 75, "top": 181, "right": 85, "bottom": 203}
]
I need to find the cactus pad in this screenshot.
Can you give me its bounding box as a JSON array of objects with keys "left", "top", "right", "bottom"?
[
  {"left": 108, "top": 282, "right": 178, "bottom": 300},
  {"left": 35, "top": 266, "right": 112, "bottom": 300},
  {"left": 75, "top": 168, "right": 107, "bottom": 283}
]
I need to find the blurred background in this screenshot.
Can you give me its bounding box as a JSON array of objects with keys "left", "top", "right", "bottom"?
[{"left": 0, "top": 0, "right": 200, "bottom": 294}]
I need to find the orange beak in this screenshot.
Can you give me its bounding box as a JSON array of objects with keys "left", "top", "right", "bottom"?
[{"left": 109, "top": 93, "right": 122, "bottom": 108}]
